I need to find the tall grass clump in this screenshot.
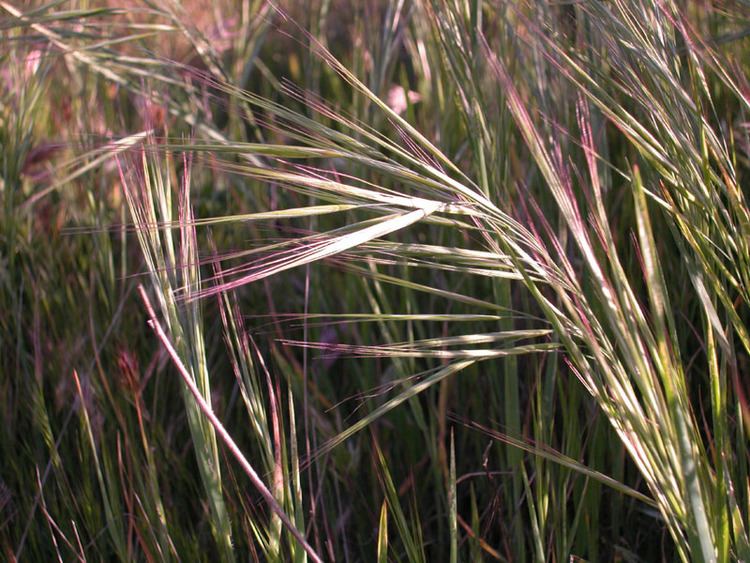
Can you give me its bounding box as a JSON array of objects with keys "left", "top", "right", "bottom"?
[{"left": 3, "top": 0, "right": 750, "bottom": 561}]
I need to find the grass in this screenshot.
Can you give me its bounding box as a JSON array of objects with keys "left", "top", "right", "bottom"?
[{"left": 2, "top": 0, "right": 750, "bottom": 561}]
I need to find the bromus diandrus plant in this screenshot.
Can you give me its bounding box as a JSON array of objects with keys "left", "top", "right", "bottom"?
[
  {"left": 4, "top": 0, "right": 750, "bottom": 561},
  {"left": 116, "top": 150, "right": 237, "bottom": 560}
]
